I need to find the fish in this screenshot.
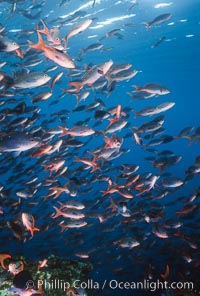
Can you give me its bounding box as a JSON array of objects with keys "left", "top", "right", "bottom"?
[
  {"left": 151, "top": 36, "right": 166, "bottom": 48},
  {"left": 59, "top": 221, "right": 88, "bottom": 232},
  {"left": 114, "top": 237, "right": 140, "bottom": 249},
  {"left": 8, "top": 287, "right": 41, "bottom": 296},
  {"left": 58, "top": 126, "right": 95, "bottom": 137},
  {"left": 133, "top": 83, "right": 170, "bottom": 95},
  {"left": 69, "top": 60, "right": 113, "bottom": 93},
  {"left": 104, "top": 119, "right": 128, "bottom": 134},
  {"left": 52, "top": 206, "right": 85, "bottom": 220},
  {"left": 79, "top": 43, "right": 103, "bottom": 58},
  {"left": 142, "top": 13, "right": 172, "bottom": 30},
  {"left": 8, "top": 261, "right": 24, "bottom": 275},
  {"left": 162, "top": 177, "right": 184, "bottom": 188},
  {"left": 176, "top": 205, "right": 198, "bottom": 217},
  {"left": 0, "top": 36, "right": 20, "bottom": 52},
  {"left": 29, "top": 32, "right": 75, "bottom": 69},
  {"left": 133, "top": 102, "right": 175, "bottom": 117},
  {"left": 32, "top": 92, "right": 52, "bottom": 103},
  {"left": 152, "top": 223, "right": 169, "bottom": 238},
  {"left": 50, "top": 71, "right": 63, "bottom": 91},
  {"left": 108, "top": 198, "right": 131, "bottom": 217},
  {"left": 22, "top": 213, "right": 40, "bottom": 237},
  {"left": 64, "top": 19, "right": 93, "bottom": 47},
  {"left": 74, "top": 157, "right": 100, "bottom": 173},
  {"left": 107, "top": 69, "right": 138, "bottom": 86},
  {"left": 0, "top": 132, "right": 39, "bottom": 153},
  {"left": 58, "top": 200, "right": 85, "bottom": 210},
  {"left": 37, "top": 259, "right": 48, "bottom": 271},
  {"left": 37, "top": 19, "right": 61, "bottom": 45},
  {"left": 11, "top": 72, "right": 51, "bottom": 89}
]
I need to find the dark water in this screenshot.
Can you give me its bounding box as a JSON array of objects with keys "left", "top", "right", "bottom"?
[{"left": 0, "top": 0, "right": 200, "bottom": 295}]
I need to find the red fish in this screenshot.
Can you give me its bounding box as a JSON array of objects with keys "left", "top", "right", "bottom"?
[
  {"left": 0, "top": 253, "right": 11, "bottom": 269},
  {"left": 22, "top": 213, "right": 40, "bottom": 237},
  {"left": 29, "top": 32, "right": 75, "bottom": 69},
  {"left": 37, "top": 19, "right": 61, "bottom": 45}
]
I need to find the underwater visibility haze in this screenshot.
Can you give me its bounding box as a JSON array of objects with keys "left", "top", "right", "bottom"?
[{"left": 0, "top": 0, "right": 199, "bottom": 295}]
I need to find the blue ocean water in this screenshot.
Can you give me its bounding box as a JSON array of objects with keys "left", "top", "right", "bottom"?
[{"left": 0, "top": 0, "right": 199, "bottom": 295}]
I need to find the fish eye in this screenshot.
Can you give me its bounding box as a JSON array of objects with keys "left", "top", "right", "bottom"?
[{"left": 12, "top": 42, "right": 17, "bottom": 46}]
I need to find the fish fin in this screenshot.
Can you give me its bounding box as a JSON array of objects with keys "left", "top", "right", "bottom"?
[
  {"left": 106, "top": 76, "right": 113, "bottom": 87},
  {"left": 29, "top": 32, "right": 45, "bottom": 50},
  {"left": 104, "top": 135, "right": 111, "bottom": 148},
  {"left": 13, "top": 151, "right": 21, "bottom": 157},
  {"left": 15, "top": 48, "right": 24, "bottom": 59},
  {"left": 108, "top": 118, "right": 118, "bottom": 124},
  {"left": 68, "top": 81, "right": 83, "bottom": 93},
  {"left": 63, "top": 36, "right": 69, "bottom": 49}
]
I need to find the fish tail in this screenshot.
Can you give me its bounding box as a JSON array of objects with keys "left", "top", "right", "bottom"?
[
  {"left": 59, "top": 224, "right": 68, "bottom": 233},
  {"left": 141, "top": 22, "right": 151, "bottom": 30},
  {"left": 68, "top": 81, "right": 83, "bottom": 93},
  {"left": 52, "top": 206, "right": 62, "bottom": 219},
  {"left": 29, "top": 31, "right": 45, "bottom": 50},
  {"left": 161, "top": 264, "right": 170, "bottom": 280},
  {"left": 58, "top": 126, "right": 69, "bottom": 137},
  {"left": 131, "top": 109, "right": 138, "bottom": 118},
  {"left": 184, "top": 135, "right": 194, "bottom": 145},
  {"left": 100, "top": 190, "right": 108, "bottom": 197},
  {"left": 73, "top": 158, "right": 81, "bottom": 163},
  {"left": 37, "top": 19, "right": 49, "bottom": 35},
  {"left": 1, "top": 75, "right": 14, "bottom": 90},
  {"left": 57, "top": 201, "right": 64, "bottom": 209},
  {"left": 30, "top": 227, "right": 40, "bottom": 237},
  {"left": 132, "top": 85, "right": 141, "bottom": 91},
  {"left": 109, "top": 197, "right": 117, "bottom": 212}
]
